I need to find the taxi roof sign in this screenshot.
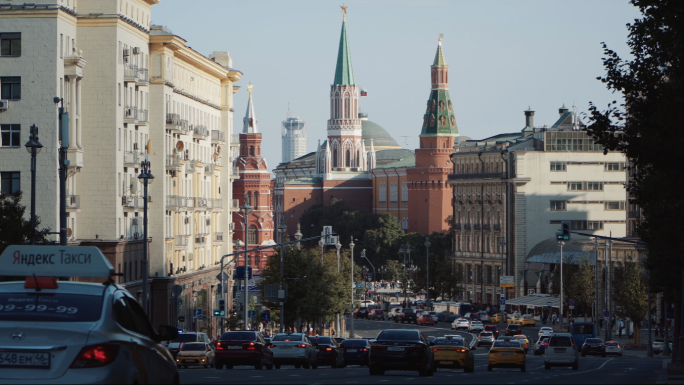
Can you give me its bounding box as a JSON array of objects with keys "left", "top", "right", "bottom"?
[{"left": 0, "top": 245, "right": 114, "bottom": 277}]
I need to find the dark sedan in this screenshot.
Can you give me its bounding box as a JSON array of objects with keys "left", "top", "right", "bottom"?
[
  {"left": 397, "top": 308, "right": 417, "bottom": 323},
  {"left": 340, "top": 339, "right": 371, "bottom": 366},
  {"left": 355, "top": 307, "right": 370, "bottom": 319},
  {"left": 215, "top": 331, "right": 274, "bottom": 370},
  {"left": 369, "top": 329, "right": 435, "bottom": 376},
  {"left": 310, "top": 336, "right": 344, "bottom": 368},
  {"left": 370, "top": 309, "right": 386, "bottom": 321},
  {"left": 581, "top": 338, "right": 606, "bottom": 357},
  {"left": 484, "top": 325, "right": 499, "bottom": 339},
  {"left": 505, "top": 324, "right": 522, "bottom": 336}
]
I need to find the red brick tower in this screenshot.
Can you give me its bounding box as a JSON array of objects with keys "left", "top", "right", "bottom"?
[
  {"left": 232, "top": 84, "right": 275, "bottom": 272},
  {"left": 407, "top": 36, "right": 459, "bottom": 234}
]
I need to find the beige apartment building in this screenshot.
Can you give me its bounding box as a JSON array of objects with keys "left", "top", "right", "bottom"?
[{"left": 0, "top": 0, "right": 242, "bottom": 331}]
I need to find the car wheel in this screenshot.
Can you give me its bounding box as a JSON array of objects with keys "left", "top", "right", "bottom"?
[
  {"left": 295, "top": 363, "right": 301, "bottom": 369},
  {"left": 226, "top": 365, "right": 233, "bottom": 369},
  {"left": 545, "top": 363, "right": 550, "bottom": 370},
  {"left": 332, "top": 356, "right": 338, "bottom": 369},
  {"left": 275, "top": 364, "right": 281, "bottom": 369},
  {"left": 266, "top": 364, "right": 274, "bottom": 370},
  {"left": 521, "top": 364, "right": 526, "bottom": 372},
  {"left": 255, "top": 362, "right": 263, "bottom": 370},
  {"left": 183, "top": 365, "right": 188, "bottom": 369},
  {"left": 572, "top": 361, "right": 578, "bottom": 371},
  {"left": 204, "top": 364, "right": 209, "bottom": 368},
  {"left": 487, "top": 364, "right": 492, "bottom": 372},
  {"left": 303, "top": 361, "right": 310, "bottom": 369}
]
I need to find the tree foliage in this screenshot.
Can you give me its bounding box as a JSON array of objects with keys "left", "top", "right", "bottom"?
[
  {"left": 585, "top": 0, "right": 684, "bottom": 302},
  {"left": 551, "top": 255, "right": 595, "bottom": 318},
  {"left": 613, "top": 259, "right": 648, "bottom": 346}
]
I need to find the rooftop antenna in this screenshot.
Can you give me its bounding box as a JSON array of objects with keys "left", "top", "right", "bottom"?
[
  {"left": 401, "top": 136, "right": 411, "bottom": 147},
  {"left": 287, "top": 102, "right": 291, "bottom": 118},
  {"left": 572, "top": 100, "right": 579, "bottom": 130}
]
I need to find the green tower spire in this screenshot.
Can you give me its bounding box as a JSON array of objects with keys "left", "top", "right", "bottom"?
[
  {"left": 433, "top": 35, "right": 447, "bottom": 66},
  {"left": 333, "top": 20, "right": 355, "bottom": 86},
  {"left": 421, "top": 36, "right": 458, "bottom": 137}
]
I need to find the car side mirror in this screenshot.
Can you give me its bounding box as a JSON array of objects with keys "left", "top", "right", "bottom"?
[
  {"left": 471, "top": 346, "right": 476, "bottom": 350},
  {"left": 312, "top": 343, "right": 318, "bottom": 347},
  {"left": 429, "top": 341, "right": 435, "bottom": 346},
  {"left": 157, "top": 325, "right": 179, "bottom": 342}
]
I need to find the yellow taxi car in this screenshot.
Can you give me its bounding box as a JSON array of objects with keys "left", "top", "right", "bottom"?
[
  {"left": 491, "top": 313, "right": 501, "bottom": 323},
  {"left": 432, "top": 335, "right": 475, "bottom": 372},
  {"left": 507, "top": 312, "right": 522, "bottom": 323},
  {"left": 513, "top": 335, "right": 530, "bottom": 353},
  {"left": 176, "top": 342, "right": 216, "bottom": 368},
  {"left": 487, "top": 337, "right": 526, "bottom": 372},
  {"left": 520, "top": 314, "right": 536, "bottom": 327}
]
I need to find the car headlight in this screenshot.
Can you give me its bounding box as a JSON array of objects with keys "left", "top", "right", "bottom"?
[{"left": 200, "top": 353, "right": 207, "bottom": 357}]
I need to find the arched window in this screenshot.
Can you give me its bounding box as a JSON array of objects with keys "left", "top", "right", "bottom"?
[
  {"left": 248, "top": 225, "right": 258, "bottom": 245},
  {"left": 249, "top": 146, "right": 255, "bottom": 156},
  {"left": 245, "top": 192, "right": 252, "bottom": 206},
  {"left": 346, "top": 150, "right": 351, "bottom": 167},
  {"left": 333, "top": 147, "right": 338, "bottom": 168},
  {"left": 253, "top": 192, "right": 259, "bottom": 208}
]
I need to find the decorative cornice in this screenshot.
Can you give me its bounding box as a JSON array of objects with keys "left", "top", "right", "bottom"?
[
  {"left": 117, "top": 14, "right": 149, "bottom": 34},
  {"left": 173, "top": 87, "right": 221, "bottom": 110}
]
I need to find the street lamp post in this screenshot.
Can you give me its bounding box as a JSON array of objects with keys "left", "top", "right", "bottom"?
[
  {"left": 278, "top": 219, "right": 287, "bottom": 333},
  {"left": 594, "top": 238, "right": 600, "bottom": 335},
  {"left": 137, "top": 158, "right": 154, "bottom": 315},
  {"left": 336, "top": 240, "right": 342, "bottom": 336},
  {"left": 319, "top": 234, "right": 325, "bottom": 266},
  {"left": 558, "top": 240, "right": 565, "bottom": 329},
  {"left": 499, "top": 236, "right": 506, "bottom": 318},
  {"left": 349, "top": 237, "right": 355, "bottom": 339},
  {"left": 361, "top": 249, "right": 375, "bottom": 304},
  {"left": 24, "top": 125, "right": 43, "bottom": 245},
  {"left": 425, "top": 237, "right": 431, "bottom": 311},
  {"left": 241, "top": 201, "right": 253, "bottom": 330},
  {"left": 294, "top": 223, "right": 302, "bottom": 250}
]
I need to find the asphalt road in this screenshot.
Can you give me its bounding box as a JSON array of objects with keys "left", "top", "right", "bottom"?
[{"left": 179, "top": 319, "right": 662, "bottom": 384}]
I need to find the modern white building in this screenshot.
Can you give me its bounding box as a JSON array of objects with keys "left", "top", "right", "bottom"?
[
  {"left": 448, "top": 106, "right": 628, "bottom": 305},
  {"left": 281, "top": 111, "right": 306, "bottom": 164},
  {"left": 0, "top": 0, "right": 243, "bottom": 330}
]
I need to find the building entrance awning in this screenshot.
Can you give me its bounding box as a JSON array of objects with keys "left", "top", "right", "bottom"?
[
  {"left": 506, "top": 294, "right": 560, "bottom": 308},
  {"left": 525, "top": 239, "right": 596, "bottom": 265}
]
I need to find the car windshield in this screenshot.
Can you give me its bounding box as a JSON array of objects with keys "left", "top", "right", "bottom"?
[
  {"left": 0, "top": 293, "right": 103, "bottom": 322},
  {"left": 402, "top": 309, "right": 415, "bottom": 313},
  {"left": 182, "top": 343, "right": 206, "bottom": 351},
  {"left": 523, "top": 315, "right": 532, "bottom": 318},
  {"left": 549, "top": 336, "right": 573, "bottom": 347},
  {"left": 374, "top": 310, "right": 383, "bottom": 314},
  {"left": 220, "top": 332, "right": 256, "bottom": 341},
  {"left": 485, "top": 326, "right": 497, "bottom": 330},
  {"left": 493, "top": 341, "right": 521, "bottom": 348},
  {"left": 514, "top": 336, "right": 526, "bottom": 340},
  {"left": 310, "top": 337, "right": 332, "bottom": 345},
  {"left": 458, "top": 318, "right": 468, "bottom": 322},
  {"left": 472, "top": 321, "right": 482, "bottom": 325},
  {"left": 340, "top": 340, "right": 368, "bottom": 348},
  {"left": 586, "top": 339, "right": 603, "bottom": 344},
  {"left": 606, "top": 341, "right": 619, "bottom": 346},
  {"left": 434, "top": 338, "right": 464, "bottom": 346},
  {"left": 376, "top": 330, "right": 420, "bottom": 341},
  {"left": 508, "top": 325, "right": 521, "bottom": 328},
  {"left": 480, "top": 332, "right": 493, "bottom": 337},
  {"left": 272, "top": 334, "right": 303, "bottom": 342}
]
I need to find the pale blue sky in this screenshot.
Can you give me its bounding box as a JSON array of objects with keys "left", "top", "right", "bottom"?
[{"left": 153, "top": 0, "right": 640, "bottom": 170}]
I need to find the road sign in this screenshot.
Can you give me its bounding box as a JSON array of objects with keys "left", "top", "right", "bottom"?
[
  {"left": 261, "top": 310, "right": 271, "bottom": 323},
  {"left": 328, "top": 235, "right": 338, "bottom": 246},
  {"left": 457, "top": 295, "right": 463, "bottom": 301},
  {"left": 367, "top": 273, "right": 373, "bottom": 281},
  {"left": 238, "top": 285, "right": 260, "bottom": 291},
  {"left": 234, "top": 266, "right": 253, "bottom": 280},
  {"left": 395, "top": 291, "right": 401, "bottom": 297},
  {"left": 248, "top": 310, "right": 256, "bottom": 319},
  {"left": 499, "top": 294, "right": 506, "bottom": 306},
  {"left": 528, "top": 289, "right": 535, "bottom": 295},
  {"left": 323, "top": 226, "right": 333, "bottom": 245},
  {"left": 499, "top": 276, "right": 514, "bottom": 287},
  {"left": 568, "top": 299, "right": 575, "bottom": 306},
  {"left": 178, "top": 315, "right": 185, "bottom": 322},
  {"left": 547, "top": 301, "right": 552, "bottom": 309},
  {"left": 568, "top": 306, "right": 575, "bottom": 310},
  {"left": 603, "top": 310, "right": 610, "bottom": 317},
  {"left": 507, "top": 288, "right": 515, "bottom": 293},
  {"left": 193, "top": 309, "right": 203, "bottom": 319},
  {"left": 216, "top": 271, "right": 229, "bottom": 282},
  {"left": 357, "top": 283, "right": 363, "bottom": 288}
]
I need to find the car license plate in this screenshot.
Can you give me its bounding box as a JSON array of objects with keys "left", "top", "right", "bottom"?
[
  {"left": 387, "top": 347, "right": 405, "bottom": 352},
  {"left": 227, "top": 346, "right": 242, "bottom": 349},
  {"left": 554, "top": 348, "right": 567, "bottom": 353},
  {"left": 347, "top": 349, "right": 357, "bottom": 353},
  {"left": 440, "top": 360, "right": 454, "bottom": 364},
  {"left": 0, "top": 352, "right": 50, "bottom": 369},
  {"left": 500, "top": 352, "right": 513, "bottom": 356},
  {"left": 185, "top": 359, "right": 197, "bottom": 363}
]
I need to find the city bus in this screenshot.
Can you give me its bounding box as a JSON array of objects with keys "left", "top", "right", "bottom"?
[{"left": 571, "top": 322, "right": 596, "bottom": 346}]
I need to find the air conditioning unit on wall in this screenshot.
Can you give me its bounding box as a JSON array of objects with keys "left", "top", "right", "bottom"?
[
  {"left": 132, "top": 47, "right": 141, "bottom": 55},
  {"left": 0, "top": 100, "right": 8, "bottom": 111}
]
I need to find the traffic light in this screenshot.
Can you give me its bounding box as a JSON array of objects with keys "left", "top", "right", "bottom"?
[
  {"left": 218, "top": 298, "right": 226, "bottom": 317},
  {"left": 556, "top": 221, "right": 571, "bottom": 241}
]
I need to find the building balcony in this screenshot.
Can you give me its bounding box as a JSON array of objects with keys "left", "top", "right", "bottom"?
[
  {"left": 230, "top": 134, "right": 240, "bottom": 148},
  {"left": 474, "top": 224, "right": 481, "bottom": 231},
  {"left": 493, "top": 224, "right": 502, "bottom": 232},
  {"left": 628, "top": 210, "right": 641, "bottom": 219},
  {"left": 192, "top": 125, "right": 209, "bottom": 140},
  {"left": 212, "top": 198, "right": 222, "bottom": 211},
  {"left": 483, "top": 224, "right": 491, "bottom": 231},
  {"left": 182, "top": 196, "right": 195, "bottom": 210},
  {"left": 205, "top": 163, "right": 216, "bottom": 175},
  {"left": 180, "top": 120, "right": 189, "bottom": 134},
  {"left": 453, "top": 223, "right": 461, "bottom": 230},
  {"left": 175, "top": 234, "right": 188, "bottom": 249},
  {"left": 186, "top": 160, "right": 197, "bottom": 173},
  {"left": 124, "top": 106, "right": 139, "bottom": 124},
  {"left": 447, "top": 172, "right": 508, "bottom": 182},
  {"left": 230, "top": 198, "right": 240, "bottom": 212},
  {"left": 195, "top": 197, "right": 209, "bottom": 209},
  {"left": 124, "top": 151, "right": 142, "bottom": 166},
  {"left": 231, "top": 167, "right": 240, "bottom": 178},
  {"left": 166, "top": 154, "right": 183, "bottom": 171},
  {"left": 166, "top": 113, "right": 183, "bottom": 133},
  {"left": 214, "top": 232, "right": 224, "bottom": 243},
  {"left": 137, "top": 109, "right": 148, "bottom": 125},
  {"left": 66, "top": 195, "right": 80, "bottom": 212},
  {"left": 464, "top": 224, "right": 472, "bottom": 231},
  {"left": 122, "top": 195, "right": 145, "bottom": 210},
  {"left": 166, "top": 195, "right": 182, "bottom": 210},
  {"left": 211, "top": 130, "right": 225, "bottom": 144},
  {"left": 124, "top": 64, "right": 138, "bottom": 82},
  {"left": 136, "top": 68, "right": 149, "bottom": 85}
]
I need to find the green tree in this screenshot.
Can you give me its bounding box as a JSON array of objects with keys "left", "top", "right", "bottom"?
[
  {"left": 0, "top": 192, "right": 49, "bottom": 282},
  {"left": 574, "top": 257, "right": 596, "bottom": 322},
  {"left": 584, "top": 0, "right": 684, "bottom": 307},
  {"left": 382, "top": 260, "right": 402, "bottom": 281},
  {"left": 613, "top": 259, "right": 648, "bottom": 346},
  {"left": 363, "top": 214, "right": 405, "bottom": 265}
]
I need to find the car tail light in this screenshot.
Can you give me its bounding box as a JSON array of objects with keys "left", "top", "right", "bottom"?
[
  {"left": 295, "top": 344, "right": 307, "bottom": 348},
  {"left": 70, "top": 344, "right": 120, "bottom": 368},
  {"left": 325, "top": 347, "right": 332, "bottom": 351},
  {"left": 216, "top": 342, "right": 225, "bottom": 350},
  {"left": 362, "top": 348, "right": 367, "bottom": 352},
  {"left": 247, "top": 341, "right": 256, "bottom": 350},
  {"left": 433, "top": 348, "right": 438, "bottom": 352},
  {"left": 402, "top": 313, "right": 405, "bottom": 317},
  {"left": 270, "top": 344, "right": 276, "bottom": 348}
]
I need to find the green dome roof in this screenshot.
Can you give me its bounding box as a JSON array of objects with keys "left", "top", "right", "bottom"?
[{"left": 361, "top": 119, "right": 400, "bottom": 148}]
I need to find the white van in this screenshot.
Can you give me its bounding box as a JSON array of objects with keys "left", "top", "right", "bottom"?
[{"left": 544, "top": 333, "right": 578, "bottom": 370}]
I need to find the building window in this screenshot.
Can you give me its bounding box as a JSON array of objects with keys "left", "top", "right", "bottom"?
[
  {"left": 401, "top": 182, "right": 408, "bottom": 202},
  {"left": 0, "top": 172, "right": 20, "bottom": 194},
  {"left": 550, "top": 162, "right": 566, "bottom": 171},
  {"left": 249, "top": 145, "right": 255, "bottom": 156},
  {"left": 1, "top": 77, "right": 21, "bottom": 100},
  {"left": 605, "top": 201, "right": 625, "bottom": 210},
  {"left": 569, "top": 220, "right": 604, "bottom": 230},
  {"left": 550, "top": 201, "right": 567, "bottom": 211},
  {"left": 379, "top": 183, "right": 386, "bottom": 203},
  {"left": 345, "top": 150, "right": 351, "bottom": 167},
  {"left": 567, "top": 182, "right": 582, "bottom": 191},
  {"left": 247, "top": 225, "right": 257, "bottom": 245},
  {"left": 587, "top": 182, "right": 603, "bottom": 191},
  {"left": 0, "top": 33, "right": 21, "bottom": 56},
  {"left": 1, "top": 124, "right": 20, "bottom": 147},
  {"left": 605, "top": 163, "right": 623, "bottom": 171},
  {"left": 390, "top": 182, "right": 398, "bottom": 203},
  {"left": 588, "top": 221, "right": 603, "bottom": 230},
  {"left": 401, "top": 217, "right": 408, "bottom": 230}
]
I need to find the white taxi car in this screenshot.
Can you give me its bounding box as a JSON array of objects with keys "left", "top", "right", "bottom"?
[
  {"left": 269, "top": 333, "right": 318, "bottom": 369},
  {"left": 604, "top": 340, "right": 623, "bottom": 357},
  {"left": 452, "top": 318, "right": 470, "bottom": 330},
  {"left": 0, "top": 245, "right": 179, "bottom": 384}
]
